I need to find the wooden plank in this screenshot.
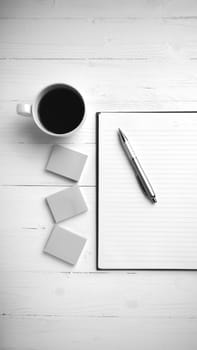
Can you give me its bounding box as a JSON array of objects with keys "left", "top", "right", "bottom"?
[
  {"left": 1, "top": 317, "right": 197, "bottom": 350},
  {"left": 1, "top": 271, "right": 197, "bottom": 318},
  {"left": 1, "top": 60, "right": 197, "bottom": 105},
  {"left": 0, "top": 186, "right": 95, "bottom": 272},
  {"left": 1, "top": 18, "right": 197, "bottom": 59},
  {"left": 1, "top": 0, "right": 197, "bottom": 19},
  {"left": 0, "top": 144, "right": 95, "bottom": 185}
]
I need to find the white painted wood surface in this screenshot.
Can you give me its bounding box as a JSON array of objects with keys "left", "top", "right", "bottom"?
[{"left": 1, "top": 1, "right": 197, "bottom": 349}]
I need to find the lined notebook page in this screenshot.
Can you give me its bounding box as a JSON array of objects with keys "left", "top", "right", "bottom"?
[{"left": 98, "top": 112, "right": 197, "bottom": 269}]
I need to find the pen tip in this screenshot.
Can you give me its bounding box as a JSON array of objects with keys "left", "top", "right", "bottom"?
[
  {"left": 152, "top": 197, "right": 157, "bottom": 203},
  {"left": 118, "top": 128, "right": 127, "bottom": 142}
]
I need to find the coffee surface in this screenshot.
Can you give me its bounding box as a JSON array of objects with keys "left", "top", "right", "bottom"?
[{"left": 38, "top": 87, "right": 85, "bottom": 134}]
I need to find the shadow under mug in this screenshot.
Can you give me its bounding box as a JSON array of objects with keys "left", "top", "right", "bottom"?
[{"left": 16, "top": 83, "right": 86, "bottom": 137}]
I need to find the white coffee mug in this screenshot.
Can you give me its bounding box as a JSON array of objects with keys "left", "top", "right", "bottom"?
[{"left": 16, "top": 83, "right": 86, "bottom": 137}]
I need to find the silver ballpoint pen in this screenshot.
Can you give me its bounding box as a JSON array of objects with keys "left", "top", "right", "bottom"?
[{"left": 118, "top": 128, "right": 157, "bottom": 203}]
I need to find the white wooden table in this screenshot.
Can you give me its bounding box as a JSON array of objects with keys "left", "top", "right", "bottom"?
[{"left": 1, "top": 1, "right": 197, "bottom": 349}]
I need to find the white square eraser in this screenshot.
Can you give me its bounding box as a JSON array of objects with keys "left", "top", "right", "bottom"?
[
  {"left": 46, "top": 185, "right": 88, "bottom": 223},
  {"left": 44, "top": 225, "right": 87, "bottom": 265},
  {"left": 46, "top": 145, "right": 88, "bottom": 181}
]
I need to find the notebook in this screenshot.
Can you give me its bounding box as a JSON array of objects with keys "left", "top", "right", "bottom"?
[{"left": 96, "top": 112, "right": 197, "bottom": 270}]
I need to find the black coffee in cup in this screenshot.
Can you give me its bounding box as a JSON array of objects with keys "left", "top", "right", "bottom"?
[{"left": 38, "top": 85, "right": 85, "bottom": 135}]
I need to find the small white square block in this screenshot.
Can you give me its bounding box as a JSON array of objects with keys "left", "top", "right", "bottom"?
[
  {"left": 46, "top": 145, "right": 88, "bottom": 181},
  {"left": 46, "top": 185, "right": 88, "bottom": 223},
  {"left": 44, "top": 225, "right": 87, "bottom": 265}
]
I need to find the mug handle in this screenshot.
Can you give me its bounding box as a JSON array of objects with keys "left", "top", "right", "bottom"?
[{"left": 17, "top": 103, "right": 32, "bottom": 117}]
